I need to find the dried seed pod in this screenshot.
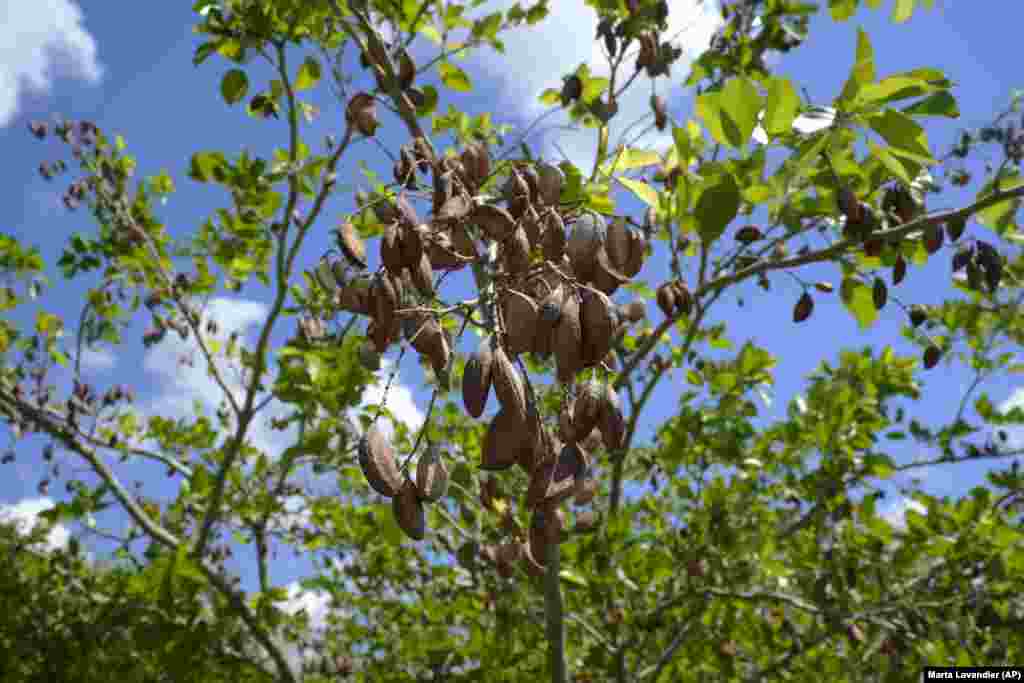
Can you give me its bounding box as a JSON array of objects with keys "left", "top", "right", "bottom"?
[
  {"left": 503, "top": 226, "right": 532, "bottom": 275},
  {"left": 400, "top": 222, "right": 425, "bottom": 269},
  {"left": 617, "top": 300, "right": 646, "bottom": 323},
  {"left": 592, "top": 246, "right": 630, "bottom": 295},
  {"left": 392, "top": 478, "right": 426, "bottom": 540},
  {"left": 426, "top": 231, "right": 462, "bottom": 270},
  {"left": 415, "top": 443, "right": 448, "bottom": 502},
  {"left": 656, "top": 282, "right": 677, "bottom": 318},
  {"left": 872, "top": 277, "right": 888, "bottom": 310},
  {"left": 534, "top": 285, "right": 565, "bottom": 357},
  {"left": 525, "top": 459, "right": 556, "bottom": 509},
  {"left": 481, "top": 409, "right": 523, "bottom": 471},
  {"left": 541, "top": 211, "right": 567, "bottom": 262},
  {"left": 358, "top": 425, "right": 403, "bottom": 497},
  {"left": 573, "top": 381, "right": 603, "bottom": 441},
  {"left": 792, "top": 291, "right": 814, "bottom": 323},
  {"left": 502, "top": 289, "right": 540, "bottom": 355},
  {"left": 546, "top": 443, "right": 587, "bottom": 505},
  {"left": 334, "top": 222, "right": 367, "bottom": 269},
  {"left": 371, "top": 272, "right": 399, "bottom": 331},
  {"left": 367, "top": 318, "right": 400, "bottom": 354},
  {"left": 606, "top": 217, "right": 631, "bottom": 271},
  {"left": 462, "top": 338, "right": 494, "bottom": 418},
  {"left": 580, "top": 286, "right": 615, "bottom": 366},
  {"left": 346, "top": 92, "right": 379, "bottom": 136},
  {"left": 336, "top": 276, "right": 372, "bottom": 315},
  {"left": 536, "top": 163, "right": 564, "bottom": 206},
  {"left": 410, "top": 250, "right": 435, "bottom": 298},
  {"left": 567, "top": 212, "right": 606, "bottom": 282},
  {"left": 892, "top": 255, "right": 907, "bottom": 285},
  {"left": 380, "top": 223, "right": 404, "bottom": 273},
  {"left": 517, "top": 205, "right": 541, "bottom": 246},
  {"left": 598, "top": 384, "right": 625, "bottom": 450},
  {"left": 574, "top": 476, "right": 598, "bottom": 506},
  {"left": 397, "top": 49, "right": 416, "bottom": 90},
  {"left": 437, "top": 192, "right": 472, "bottom": 222},
  {"left": 581, "top": 428, "right": 603, "bottom": 452},
  {"left": 621, "top": 228, "right": 647, "bottom": 278},
  {"left": 472, "top": 203, "right": 517, "bottom": 241},
  {"left": 407, "top": 315, "right": 449, "bottom": 376},
  {"left": 558, "top": 400, "right": 576, "bottom": 444},
  {"left": 517, "top": 415, "right": 546, "bottom": 473},
  {"left": 651, "top": 94, "right": 668, "bottom": 131},
  {"left": 553, "top": 289, "right": 583, "bottom": 383},
  {"left": 923, "top": 345, "right": 942, "bottom": 369},
  {"left": 574, "top": 509, "right": 599, "bottom": 532},
  {"left": 491, "top": 345, "right": 528, "bottom": 424},
  {"left": 671, "top": 281, "right": 693, "bottom": 316}
]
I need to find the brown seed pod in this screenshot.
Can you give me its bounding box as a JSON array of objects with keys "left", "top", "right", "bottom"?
[
  {"left": 400, "top": 222, "right": 425, "bottom": 270},
  {"left": 573, "top": 381, "right": 603, "bottom": 441},
  {"left": 892, "top": 255, "right": 907, "bottom": 285},
  {"left": 472, "top": 203, "right": 517, "bottom": 241},
  {"left": 567, "top": 212, "right": 605, "bottom": 282},
  {"left": 606, "top": 217, "right": 631, "bottom": 271},
  {"left": 622, "top": 228, "right": 646, "bottom": 278},
  {"left": 651, "top": 94, "right": 668, "bottom": 131},
  {"left": 617, "top": 300, "right": 646, "bottom": 323},
  {"left": 553, "top": 289, "right": 583, "bottom": 383},
  {"left": 426, "top": 231, "right": 462, "bottom": 270},
  {"left": 574, "top": 476, "right": 598, "bottom": 506},
  {"left": 598, "top": 384, "right": 625, "bottom": 450},
  {"left": 481, "top": 409, "right": 523, "bottom": 471},
  {"left": 517, "top": 205, "right": 542, "bottom": 246},
  {"left": 541, "top": 211, "right": 567, "bottom": 262},
  {"left": 415, "top": 443, "right": 449, "bottom": 503},
  {"left": 501, "top": 289, "right": 540, "bottom": 355},
  {"left": 580, "top": 286, "right": 615, "bottom": 366},
  {"left": 371, "top": 272, "right": 399, "bottom": 331},
  {"left": 410, "top": 250, "right": 435, "bottom": 298},
  {"left": 656, "top": 282, "right": 677, "bottom": 318},
  {"left": 336, "top": 276, "right": 372, "bottom": 315},
  {"left": 517, "top": 415, "right": 547, "bottom": 473},
  {"left": 392, "top": 477, "right": 426, "bottom": 540},
  {"left": 358, "top": 425, "right": 403, "bottom": 497},
  {"left": 792, "top": 291, "right": 814, "bottom": 323},
  {"left": 574, "top": 509, "right": 600, "bottom": 532},
  {"left": 872, "top": 277, "right": 888, "bottom": 310},
  {"left": 581, "top": 428, "right": 603, "bottom": 452},
  {"left": 437, "top": 192, "right": 472, "bottom": 223},
  {"left": 462, "top": 338, "right": 494, "bottom": 419},
  {"left": 491, "top": 345, "right": 528, "bottom": 424},
  {"left": 536, "top": 163, "right": 564, "bottom": 207},
  {"left": 923, "top": 345, "right": 942, "bottom": 369},
  {"left": 592, "top": 246, "right": 630, "bottom": 295},
  {"left": 397, "top": 49, "right": 416, "bottom": 90},
  {"left": 546, "top": 443, "right": 587, "bottom": 505},
  {"left": 502, "top": 226, "right": 532, "bottom": 275},
  {"left": 672, "top": 281, "right": 693, "bottom": 317},
  {"left": 525, "top": 459, "right": 555, "bottom": 509},
  {"left": 497, "top": 540, "right": 522, "bottom": 573},
  {"left": 558, "top": 400, "right": 576, "bottom": 444},
  {"left": 334, "top": 222, "right": 367, "bottom": 269},
  {"left": 345, "top": 92, "right": 379, "bottom": 136},
  {"left": 380, "top": 223, "right": 404, "bottom": 273},
  {"left": 367, "top": 318, "right": 400, "bottom": 354},
  {"left": 407, "top": 315, "right": 449, "bottom": 376}
]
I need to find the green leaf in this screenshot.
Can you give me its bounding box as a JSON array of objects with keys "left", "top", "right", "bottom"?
[
  {"left": 694, "top": 169, "right": 741, "bottom": 244},
  {"left": 763, "top": 77, "right": 799, "bottom": 139},
  {"left": 438, "top": 62, "right": 472, "bottom": 92},
  {"left": 838, "top": 29, "right": 875, "bottom": 104},
  {"left": 867, "top": 109, "right": 934, "bottom": 163},
  {"left": 295, "top": 57, "right": 322, "bottom": 92},
  {"left": 617, "top": 177, "right": 659, "bottom": 209},
  {"left": 868, "top": 141, "right": 912, "bottom": 185},
  {"left": 828, "top": 0, "right": 857, "bottom": 21},
  {"left": 892, "top": 0, "right": 915, "bottom": 23},
  {"left": 605, "top": 147, "right": 662, "bottom": 174},
  {"left": 559, "top": 569, "right": 587, "bottom": 587},
  {"left": 696, "top": 78, "right": 762, "bottom": 148},
  {"left": 840, "top": 278, "right": 879, "bottom": 329},
  {"left": 220, "top": 69, "right": 248, "bottom": 105},
  {"left": 901, "top": 91, "right": 959, "bottom": 118}
]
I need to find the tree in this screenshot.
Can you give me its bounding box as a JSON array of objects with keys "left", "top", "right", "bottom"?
[{"left": 2, "top": 0, "right": 1023, "bottom": 681}]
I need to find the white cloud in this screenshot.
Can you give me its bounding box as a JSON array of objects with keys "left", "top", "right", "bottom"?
[
  {"left": 998, "top": 387, "right": 1024, "bottom": 450},
  {"left": 881, "top": 497, "right": 926, "bottom": 530},
  {"left": 0, "top": 0, "right": 103, "bottom": 126},
  {"left": 78, "top": 345, "right": 116, "bottom": 372},
  {"left": 356, "top": 358, "right": 425, "bottom": 437},
  {"left": 0, "top": 496, "right": 70, "bottom": 551},
  {"left": 469, "top": 1, "right": 723, "bottom": 172}
]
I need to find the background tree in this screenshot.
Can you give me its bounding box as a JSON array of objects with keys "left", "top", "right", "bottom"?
[{"left": 1, "top": 0, "right": 1023, "bottom": 681}]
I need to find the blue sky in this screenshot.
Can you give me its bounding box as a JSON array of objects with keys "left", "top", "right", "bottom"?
[{"left": 1, "top": 0, "right": 1023, "bottom": 653}]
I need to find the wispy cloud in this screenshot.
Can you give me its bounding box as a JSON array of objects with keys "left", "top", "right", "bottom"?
[
  {"left": 0, "top": 0, "right": 103, "bottom": 126},
  {"left": 881, "top": 497, "right": 927, "bottom": 530},
  {"left": 0, "top": 496, "right": 70, "bottom": 551}
]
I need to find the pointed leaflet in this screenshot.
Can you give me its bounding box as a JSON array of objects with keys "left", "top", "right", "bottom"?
[
  {"left": 617, "top": 177, "right": 659, "bottom": 209},
  {"left": 867, "top": 109, "right": 934, "bottom": 165},
  {"left": 439, "top": 62, "right": 472, "bottom": 92},
  {"left": 696, "top": 77, "right": 762, "bottom": 148},
  {"left": 220, "top": 69, "right": 249, "bottom": 105},
  {"left": 840, "top": 278, "right": 879, "bottom": 329},
  {"left": 763, "top": 77, "right": 799, "bottom": 139},
  {"left": 838, "top": 29, "right": 876, "bottom": 105},
  {"left": 694, "top": 167, "right": 741, "bottom": 244},
  {"left": 295, "top": 57, "right": 322, "bottom": 92}
]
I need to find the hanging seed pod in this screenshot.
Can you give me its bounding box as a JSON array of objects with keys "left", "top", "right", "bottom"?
[
  {"left": 334, "top": 222, "right": 367, "bottom": 269},
  {"left": 437, "top": 192, "right": 473, "bottom": 222},
  {"left": 522, "top": 541, "right": 546, "bottom": 577},
  {"left": 492, "top": 345, "right": 528, "bottom": 425},
  {"left": 345, "top": 93, "right": 379, "bottom": 136},
  {"left": 502, "top": 289, "right": 540, "bottom": 355},
  {"left": 426, "top": 231, "right": 462, "bottom": 270},
  {"left": 558, "top": 400, "right": 577, "bottom": 445},
  {"left": 606, "top": 218, "right": 631, "bottom": 271},
  {"left": 546, "top": 444, "right": 587, "bottom": 506},
  {"left": 463, "top": 337, "right": 494, "bottom": 418},
  {"left": 872, "top": 277, "right": 888, "bottom": 310},
  {"left": 400, "top": 222, "right": 426, "bottom": 269},
  {"left": 580, "top": 286, "right": 615, "bottom": 366},
  {"left": 892, "top": 255, "right": 907, "bottom": 285},
  {"left": 553, "top": 289, "right": 584, "bottom": 383},
  {"left": 481, "top": 409, "right": 523, "bottom": 471},
  {"left": 923, "top": 345, "right": 942, "bottom": 370},
  {"left": 908, "top": 304, "right": 928, "bottom": 328},
  {"left": 598, "top": 384, "right": 625, "bottom": 450},
  {"left": 520, "top": 206, "right": 543, "bottom": 246},
  {"left": 392, "top": 478, "right": 426, "bottom": 540},
  {"left": 622, "top": 228, "right": 647, "bottom": 278},
  {"left": 592, "top": 246, "right": 630, "bottom": 295},
  {"left": 503, "top": 226, "right": 532, "bottom": 275},
  {"left": 923, "top": 224, "right": 943, "bottom": 254},
  {"left": 472, "top": 203, "right": 517, "bottom": 241},
  {"left": 541, "top": 211, "right": 567, "bottom": 262},
  {"left": 358, "top": 425, "right": 403, "bottom": 497},
  {"left": 573, "top": 381, "right": 603, "bottom": 441},
  {"left": 415, "top": 444, "right": 448, "bottom": 502},
  {"left": 535, "top": 285, "right": 565, "bottom": 357},
  {"left": 792, "top": 292, "right": 814, "bottom": 323},
  {"left": 656, "top": 282, "right": 677, "bottom": 318},
  {"left": 517, "top": 415, "right": 546, "bottom": 473},
  {"left": 574, "top": 476, "right": 598, "bottom": 507},
  {"left": 651, "top": 94, "right": 668, "bottom": 131},
  {"left": 336, "top": 276, "right": 372, "bottom": 315},
  {"left": 371, "top": 272, "right": 399, "bottom": 331},
  {"left": 407, "top": 315, "right": 449, "bottom": 376},
  {"left": 617, "top": 300, "right": 646, "bottom": 323},
  {"left": 410, "top": 250, "right": 435, "bottom": 298},
  {"left": 367, "top": 318, "right": 400, "bottom": 354},
  {"left": 496, "top": 541, "right": 522, "bottom": 578},
  {"left": 449, "top": 224, "right": 478, "bottom": 263},
  {"left": 396, "top": 49, "right": 416, "bottom": 90},
  {"left": 380, "top": 223, "right": 405, "bottom": 273},
  {"left": 567, "top": 212, "right": 606, "bottom": 282},
  {"left": 672, "top": 281, "right": 693, "bottom": 317},
  {"left": 536, "top": 163, "right": 565, "bottom": 206}
]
